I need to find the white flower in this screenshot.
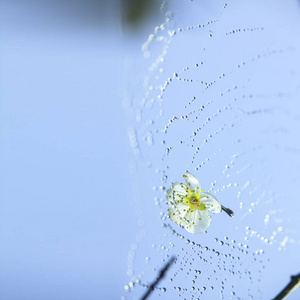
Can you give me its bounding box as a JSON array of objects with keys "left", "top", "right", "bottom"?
[{"left": 166, "top": 172, "right": 222, "bottom": 234}]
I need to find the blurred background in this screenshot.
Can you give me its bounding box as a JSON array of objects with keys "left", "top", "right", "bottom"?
[
  {"left": 0, "top": 1, "right": 160, "bottom": 299},
  {"left": 1, "top": 1, "right": 300, "bottom": 300}
]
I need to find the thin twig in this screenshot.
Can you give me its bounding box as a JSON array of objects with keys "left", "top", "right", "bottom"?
[
  {"left": 221, "top": 205, "right": 234, "bottom": 217},
  {"left": 272, "top": 273, "right": 300, "bottom": 300},
  {"left": 140, "top": 256, "right": 176, "bottom": 300}
]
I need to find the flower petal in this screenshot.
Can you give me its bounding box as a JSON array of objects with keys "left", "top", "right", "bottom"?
[
  {"left": 171, "top": 182, "right": 187, "bottom": 195},
  {"left": 166, "top": 182, "right": 187, "bottom": 203},
  {"left": 184, "top": 209, "right": 211, "bottom": 234},
  {"left": 184, "top": 172, "right": 201, "bottom": 192},
  {"left": 200, "top": 192, "right": 222, "bottom": 213},
  {"left": 168, "top": 209, "right": 183, "bottom": 225},
  {"left": 168, "top": 202, "right": 189, "bottom": 225}
]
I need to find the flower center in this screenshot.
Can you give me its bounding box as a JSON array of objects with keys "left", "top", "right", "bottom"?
[{"left": 185, "top": 191, "right": 206, "bottom": 211}]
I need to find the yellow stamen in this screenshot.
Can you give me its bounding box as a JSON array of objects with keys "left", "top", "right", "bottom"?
[{"left": 184, "top": 190, "right": 206, "bottom": 211}]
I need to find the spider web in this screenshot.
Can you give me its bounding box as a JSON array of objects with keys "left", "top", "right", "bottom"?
[{"left": 123, "top": 1, "right": 300, "bottom": 299}]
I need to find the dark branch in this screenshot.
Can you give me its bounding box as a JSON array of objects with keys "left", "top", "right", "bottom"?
[
  {"left": 272, "top": 273, "right": 300, "bottom": 300},
  {"left": 221, "top": 205, "right": 234, "bottom": 217},
  {"left": 140, "top": 256, "right": 176, "bottom": 300}
]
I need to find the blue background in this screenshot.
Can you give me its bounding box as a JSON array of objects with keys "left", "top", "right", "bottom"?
[{"left": 1, "top": 1, "right": 300, "bottom": 300}]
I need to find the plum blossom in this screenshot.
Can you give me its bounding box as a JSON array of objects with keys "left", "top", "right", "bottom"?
[{"left": 166, "top": 172, "right": 233, "bottom": 234}]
